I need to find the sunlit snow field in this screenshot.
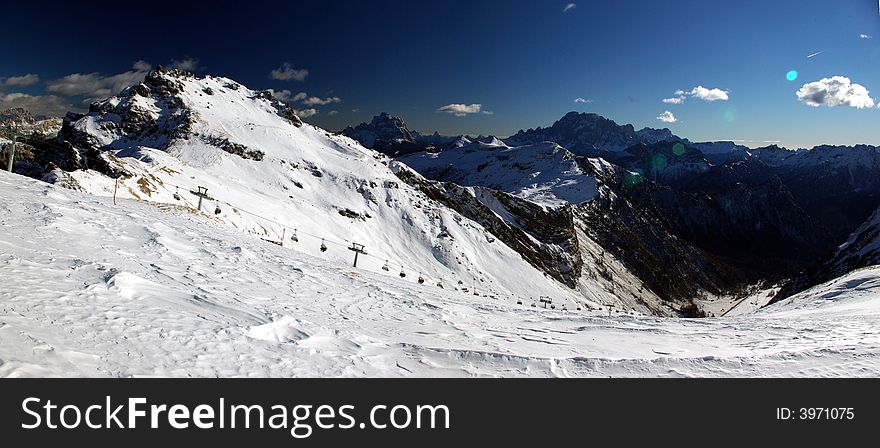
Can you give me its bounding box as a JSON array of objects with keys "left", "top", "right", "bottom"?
[{"left": 2, "top": 172, "right": 879, "bottom": 377}]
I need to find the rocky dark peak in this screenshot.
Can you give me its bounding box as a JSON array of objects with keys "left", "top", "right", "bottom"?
[
  {"left": 342, "top": 112, "right": 415, "bottom": 147},
  {"left": 636, "top": 127, "right": 678, "bottom": 144},
  {"left": 342, "top": 112, "right": 468, "bottom": 156},
  {"left": 0, "top": 107, "right": 37, "bottom": 124},
  {"left": 508, "top": 112, "right": 681, "bottom": 156}
]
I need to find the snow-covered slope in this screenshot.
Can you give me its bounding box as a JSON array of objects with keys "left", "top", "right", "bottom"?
[
  {"left": 400, "top": 141, "right": 598, "bottom": 209},
  {"left": 776, "top": 203, "right": 880, "bottom": 300},
  {"left": 3, "top": 171, "right": 879, "bottom": 377},
  {"left": 47, "top": 67, "right": 591, "bottom": 307}
]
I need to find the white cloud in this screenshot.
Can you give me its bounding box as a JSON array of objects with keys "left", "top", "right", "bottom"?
[
  {"left": 656, "top": 110, "right": 677, "bottom": 123},
  {"left": 563, "top": 3, "right": 576, "bottom": 13},
  {"left": 267, "top": 89, "right": 293, "bottom": 102},
  {"left": 860, "top": 33, "right": 873, "bottom": 39},
  {"left": 168, "top": 57, "right": 201, "bottom": 72},
  {"left": 293, "top": 108, "right": 318, "bottom": 119},
  {"left": 301, "top": 95, "right": 341, "bottom": 106},
  {"left": 0, "top": 92, "right": 74, "bottom": 116},
  {"left": 796, "top": 76, "right": 875, "bottom": 109},
  {"left": 663, "top": 86, "right": 729, "bottom": 104},
  {"left": 327, "top": 110, "right": 339, "bottom": 116},
  {"left": 269, "top": 90, "right": 341, "bottom": 107},
  {"left": 574, "top": 97, "right": 592, "bottom": 103},
  {"left": 688, "top": 86, "right": 729, "bottom": 101},
  {"left": 45, "top": 68, "right": 148, "bottom": 100},
  {"left": 436, "top": 103, "right": 484, "bottom": 117},
  {"left": 270, "top": 63, "right": 309, "bottom": 82},
  {"left": 806, "top": 51, "right": 823, "bottom": 59},
  {"left": 0, "top": 74, "right": 40, "bottom": 89},
  {"left": 132, "top": 60, "right": 152, "bottom": 71}
]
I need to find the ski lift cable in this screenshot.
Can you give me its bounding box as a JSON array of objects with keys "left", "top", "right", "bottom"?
[{"left": 156, "top": 179, "right": 507, "bottom": 296}]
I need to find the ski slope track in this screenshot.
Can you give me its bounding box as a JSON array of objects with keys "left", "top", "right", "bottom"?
[{"left": 2, "top": 172, "right": 880, "bottom": 377}]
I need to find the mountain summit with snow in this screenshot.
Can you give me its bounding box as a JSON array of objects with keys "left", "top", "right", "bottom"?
[{"left": 38, "top": 66, "right": 639, "bottom": 312}]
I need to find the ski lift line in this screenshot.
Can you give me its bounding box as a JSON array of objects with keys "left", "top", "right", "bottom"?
[{"left": 155, "top": 179, "right": 517, "bottom": 298}]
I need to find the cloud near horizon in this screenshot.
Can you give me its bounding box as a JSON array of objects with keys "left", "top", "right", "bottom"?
[
  {"left": 44, "top": 61, "right": 151, "bottom": 102},
  {"left": 269, "top": 90, "right": 341, "bottom": 107},
  {"left": 0, "top": 92, "right": 74, "bottom": 117},
  {"left": 0, "top": 74, "right": 40, "bottom": 89},
  {"left": 436, "top": 103, "right": 488, "bottom": 117},
  {"left": 269, "top": 63, "right": 309, "bottom": 82},
  {"left": 796, "top": 76, "right": 875, "bottom": 109},
  {"left": 168, "top": 57, "right": 202, "bottom": 72},
  {"left": 574, "top": 97, "right": 592, "bottom": 103},
  {"left": 563, "top": 3, "right": 576, "bottom": 13},
  {"left": 293, "top": 108, "right": 318, "bottom": 119},
  {"left": 656, "top": 110, "right": 677, "bottom": 123}
]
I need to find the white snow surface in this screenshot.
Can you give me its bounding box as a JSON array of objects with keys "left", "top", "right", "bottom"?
[
  {"left": 400, "top": 141, "right": 598, "bottom": 209},
  {"left": 55, "top": 71, "right": 595, "bottom": 309},
  {"left": 2, "top": 172, "right": 880, "bottom": 377}
]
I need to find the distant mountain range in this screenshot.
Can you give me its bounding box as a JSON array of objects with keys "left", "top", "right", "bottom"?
[{"left": 345, "top": 110, "right": 880, "bottom": 303}]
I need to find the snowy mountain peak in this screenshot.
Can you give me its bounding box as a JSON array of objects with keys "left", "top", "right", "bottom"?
[
  {"left": 43, "top": 70, "right": 599, "bottom": 310},
  {"left": 59, "top": 66, "right": 303, "bottom": 165}
]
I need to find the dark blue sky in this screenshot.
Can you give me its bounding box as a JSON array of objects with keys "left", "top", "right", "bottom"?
[{"left": 2, "top": 0, "right": 879, "bottom": 148}]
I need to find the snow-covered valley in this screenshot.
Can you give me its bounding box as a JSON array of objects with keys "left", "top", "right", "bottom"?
[{"left": 3, "top": 172, "right": 879, "bottom": 378}]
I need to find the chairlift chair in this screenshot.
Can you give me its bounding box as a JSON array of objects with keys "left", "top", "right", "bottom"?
[
  {"left": 382, "top": 260, "right": 390, "bottom": 271},
  {"left": 320, "top": 239, "right": 327, "bottom": 252},
  {"left": 418, "top": 273, "right": 425, "bottom": 284},
  {"left": 291, "top": 229, "right": 299, "bottom": 242},
  {"left": 399, "top": 269, "right": 406, "bottom": 278}
]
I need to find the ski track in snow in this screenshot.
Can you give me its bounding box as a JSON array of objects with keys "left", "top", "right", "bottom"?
[{"left": 1, "top": 173, "right": 879, "bottom": 377}]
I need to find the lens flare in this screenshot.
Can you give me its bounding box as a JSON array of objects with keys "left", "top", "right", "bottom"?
[
  {"left": 786, "top": 70, "right": 798, "bottom": 81},
  {"left": 651, "top": 154, "right": 668, "bottom": 171},
  {"left": 672, "top": 142, "right": 686, "bottom": 156}
]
